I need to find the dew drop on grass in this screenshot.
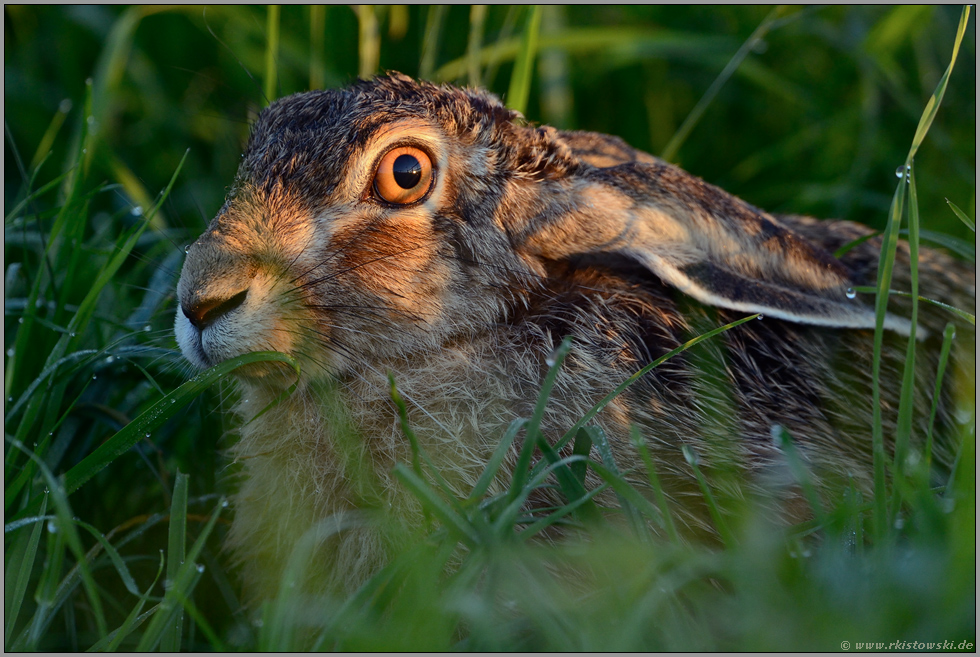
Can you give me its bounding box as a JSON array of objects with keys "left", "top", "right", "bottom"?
[
  {"left": 845, "top": 288, "right": 856, "bottom": 299},
  {"left": 6, "top": 348, "right": 14, "bottom": 357},
  {"left": 92, "top": 375, "right": 97, "bottom": 380},
  {"left": 70, "top": 332, "right": 76, "bottom": 337},
  {"left": 106, "top": 356, "right": 114, "bottom": 363},
  {"left": 144, "top": 433, "right": 151, "bottom": 439},
  {"left": 170, "top": 399, "right": 176, "bottom": 404},
  {"left": 18, "top": 317, "right": 24, "bottom": 324},
  {"left": 894, "top": 516, "right": 905, "bottom": 529},
  {"left": 7, "top": 396, "right": 12, "bottom": 403},
  {"left": 143, "top": 325, "right": 151, "bottom": 332},
  {"left": 221, "top": 500, "right": 229, "bottom": 508},
  {"left": 47, "top": 520, "right": 57, "bottom": 534},
  {"left": 757, "top": 314, "right": 764, "bottom": 320},
  {"left": 82, "top": 148, "right": 87, "bottom": 154},
  {"left": 545, "top": 357, "right": 555, "bottom": 367},
  {"left": 131, "top": 206, "right": 143, "bottom": 217},
  {"left": 196, "top": 564, "right": 205, "bottom": 573}
]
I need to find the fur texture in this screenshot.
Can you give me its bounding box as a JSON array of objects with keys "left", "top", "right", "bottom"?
[{"left": 174, "top": 73, "right": 975, "bottom": 602}]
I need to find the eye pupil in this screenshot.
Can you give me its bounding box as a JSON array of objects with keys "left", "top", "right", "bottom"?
[{"left": 392, "top": 154, "right": 422, "bottom": 189}]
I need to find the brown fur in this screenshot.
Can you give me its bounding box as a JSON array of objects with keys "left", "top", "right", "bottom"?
[{"left": 174, "top": 73, "right": 975, "bottom": 602}]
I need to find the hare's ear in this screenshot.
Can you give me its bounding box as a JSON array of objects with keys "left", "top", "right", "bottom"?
[{"left": 517, "top": 160, "right": 912, "bottom": 335}]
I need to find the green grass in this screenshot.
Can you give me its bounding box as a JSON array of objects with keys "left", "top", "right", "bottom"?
[{"left": 4, "top": 5, "right": 976, "bottom": 651}]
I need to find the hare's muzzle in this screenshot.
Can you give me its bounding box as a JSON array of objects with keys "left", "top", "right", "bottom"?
[{"left": 182, "top": 288, "right": 249, "bottom": 331}]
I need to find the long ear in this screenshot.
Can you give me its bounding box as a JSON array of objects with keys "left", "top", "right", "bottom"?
[{"left": 512, "top": 156, "right": 912, "bottom": 335}]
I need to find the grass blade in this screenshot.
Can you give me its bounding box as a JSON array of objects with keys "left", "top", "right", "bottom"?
[
  {"left": 264, "top": 5, "right": 280, "bottom": 104},
  {"left": 419, "top": 5, "right": 447, "bottom": 80},
  {"left": 506, "top": 5, "right": 542, "bottom": 115},
  {"left": 4, "top": 493, "right": 48, "bottom": 648},
  {"left": 356, "top": 5, "right": 379, "bottom": 79},
  {"left": 556, "top": 314, "right": 760, "bottom": 452},
  {"left": 924, "top": 324, "right": 956, "bottom": 469},
  {"left": 891, "top": 162, "right": 921, "bottom": 488},
  {"left": 945, "top": 197, "right": 975, "bottom": 233},
  {"left": 60, "top": 350, "right": 298, "bottom": 497},
  {"left": 160, "top": 472, "right": 189, "bottom": 651},
  {"left": 392, "top": 464, "right": 480, "bottom": 546},
  {"left": 661, "top": 6, "right": 786, "bottom": 162},
  {"left": 467, "top": 5, "right": 488, "bottom": 87},
  {"left": 309, "top": 5, "right": 325, "bottom": 89},
  {"left": 630, "top": 425, "right": 680, "bottom": 542},
  {"left": 135, "top": 498, "right": 224, "bottom": 651},
  {"left": 905, "top": 5, "right": 970, "bottom": 161},
  {"left": 682, "top": 445, "right": 734, "bottom": 547},
  {"left": 508, "top": 337, "right": 572, "bottom": 504}
]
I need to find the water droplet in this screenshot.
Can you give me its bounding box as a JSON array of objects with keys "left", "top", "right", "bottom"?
[
  {"left": 131, "top": 206, "right": 143, "bottom": 216},
  {"left": 7, "top": 396, "right": 12, "bottom": 403},
  {"left": 196, "top": 563, "right": 205, "bottom": 573},
  {"left": 894, "top": 516, "right": 905, "bottom": 529},
  {"left": 86, "top": 115, "right": 96, "bottom": 127},
  {"left": 895, "top": 165, "right": 906, "bottom": 178},
  {"left": 143, "top": 325, "right": 151, "bottom": 332},
  {"left": 18, "top": 318, "right": 24, "bottom": 324},
  {"left": 58, "top": 98, "right": 73, "bottom": 113},
  {"left": 47, "top": 520, "right": 58, "bottom": 533},
  {"left": 5, "top": 348, "right": 13, "bottom": 357},
  {"left": 85, "top": 77, "right": 93, "bottom": 86},
  {"left": 544, "top": 357, "right": 556, "bottom": 367},
  {"left": 70, "top": 332, "right": 76, "bottom": 337},
  {"left": 757, "top": 314, "right": 764, "bottom": 320},
  {"left": 253, "top": 619, "right": 264, "bottom": 628},
  {"left": 845, "top": 288, "right": 856, "bottom": 299},
  {"left": 92, "top": 375, "right": 97, "bottom": 380},
  {"left": 184, "top": 245, "right": 191, "bottom": 254},
  {"left": 106, "top": 356, "right": 115, "bottom": 363},
  {"left": 82, "top": 148, "right": 87, "bottom": 154},
  {"left": 170, "top": 399, "right": 175, "bottom": 404},
  {"left": 35, "top": 298, "right": 44, "bottom": 308},
  {"left": 221, "top": 500, "right": 229, "bottom": 508},
  {"left": 144, "top": 433, "right": 151, "bottom": 438}
]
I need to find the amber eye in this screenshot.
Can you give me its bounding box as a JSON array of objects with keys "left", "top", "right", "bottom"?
[{"left": 373, "top": 146, "right": 433, "bottom": 205}]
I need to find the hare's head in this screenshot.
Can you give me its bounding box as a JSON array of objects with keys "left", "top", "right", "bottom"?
[{"left": 175, "top": 73, "right": 903, "bottom": 384}]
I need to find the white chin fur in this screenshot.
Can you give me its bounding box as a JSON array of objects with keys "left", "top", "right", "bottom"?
[{"left": 174, "top": 311, "right": 210, "bottom": 369}]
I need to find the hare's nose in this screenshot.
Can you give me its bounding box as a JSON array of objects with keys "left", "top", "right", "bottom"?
[{"left": 182, "top": 289, "right": 249, "bottom": 330}]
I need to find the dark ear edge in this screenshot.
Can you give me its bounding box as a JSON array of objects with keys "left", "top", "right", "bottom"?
[{"left": 629, "top": 250, "right": 914, "bottom": 335}]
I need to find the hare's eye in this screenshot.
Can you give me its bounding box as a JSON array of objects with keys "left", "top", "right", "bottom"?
[{"left": 373, "top": 147, "right": 433, "bottom": 205}]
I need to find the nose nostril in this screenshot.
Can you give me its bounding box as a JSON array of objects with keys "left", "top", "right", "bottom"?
[{"left": 183, "top": 288, "right": 249, "bottom": 330}]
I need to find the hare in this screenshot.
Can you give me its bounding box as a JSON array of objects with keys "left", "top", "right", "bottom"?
[{"left": 174, "top": 73, "right": 975, "bottom": 601}]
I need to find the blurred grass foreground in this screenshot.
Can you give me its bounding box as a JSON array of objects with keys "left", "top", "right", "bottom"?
[{"left": 4, "top": 5, "right": 976, "bottom": 651}]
